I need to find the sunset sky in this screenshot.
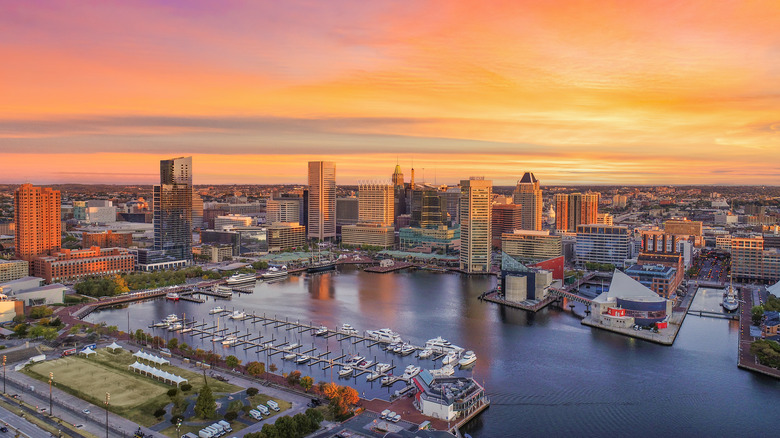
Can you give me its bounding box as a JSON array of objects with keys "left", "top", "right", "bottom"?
[{"left": 2, "top": 0, "right": 780, "bottom": 185}]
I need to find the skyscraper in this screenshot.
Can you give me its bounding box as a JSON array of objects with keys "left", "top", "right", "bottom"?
[
  {"left": 307, "top": 161, "right": 336, "bottom": 240},
  {"left": 512, "top": 172, "right": 543, "bottom": 231},
  {"left": 154, "top": 156, "right": 193, "bottom": 261},
  {"left": 392, "top": 164, "right": 407, "bottom": 219},
  {"left": 14, "top": 184, "right": 61, "bottom": 263},
  {"left": 411, "top": 188, "right": 448, "bottom": 228},
  {"left": 554, "top": 192, "right": 600, "bottom": 232},
  {"left": 358, "top": 181, "right": 394, "bottom": 225},
  {"left": 554, "top": 193, "right": 569, "bottom": 231},
  {"left": 460, "top": 177, "right": 492, "bottom": 273}
]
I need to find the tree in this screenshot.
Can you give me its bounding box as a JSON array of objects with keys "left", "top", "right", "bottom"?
[
  {"left": 300, "top": 376, "right": 313, "bottom": 392},
  {"left": 13, "top": 324, "right": 28, "bottom": 337},
  {"left": 195, "top": 374, "right": 216, "bottom": 419},
  {"left": 246, "top": 362, "right": 265, "bottom": 377},
  {"left": 324, "top": 384, "right": 359, "bottom": 418},
  {"left": 287, "top": 370, "right": 301, "bottom": 385},
  {"left": 269, "top": 363, "right": 278, "bottom": 373},
  {"left": 28, "top": 306, "right": 53, "bottom": 319},
  {"left": 246, "top": 387, "right": 259, "bottom": 397},
  {"left": 752, "top": 306, "right": 765, "bottom": 326},
  {"left": 168, "top": 338, "right": 179, "bottom": 350},
  {"left": 225, "top": 355, "right": 240, "bottom": 368}
]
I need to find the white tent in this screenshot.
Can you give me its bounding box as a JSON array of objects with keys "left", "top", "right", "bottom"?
[
  {"left": 106, "top": 342, "right": 123, "bottom": 351},
  {"left": 132, "top": 350, "right": 170, "bottom": 366},
  {"left": 80, "top": 347, "right": 96, "bottom": 356},
  {"left": 128, "top": 361, "right": 188, "bottom": 386},
  {"left": 768, "top": 281, "right": 780, "bottom": 298}
]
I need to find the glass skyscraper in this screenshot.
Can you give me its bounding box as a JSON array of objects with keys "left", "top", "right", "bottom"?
[{"left": 153, "top": 156, "right": 193, "bottom": 262}]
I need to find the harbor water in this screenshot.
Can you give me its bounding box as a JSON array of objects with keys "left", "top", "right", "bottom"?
[{"left": 85, "top": 267, "right": 780, "bottom": 437}]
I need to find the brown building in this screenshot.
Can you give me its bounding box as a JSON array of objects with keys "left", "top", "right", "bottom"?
[
  {"left": 267, "top": 222, "right": 306, "bottom": 252},
  {"left": 664, "top": 219, "right": 704, "bottom": 247},
  {"left": 492, "top": 204, "right": 523, "bottom": 248},
  {"left": 82, "top": 230, "right": 133, "bottom": 248},
  {"left": 32, "top": 246, "right": 135, "bottom": 284},
  {"left": 635, "top": 233, "right": 684, "bottom": 298},
  {"left": 555, "top": 192, "right": 599, "bottom": 232},
  {"left": 14, "top": 184, "right": 61, "bottom": 264}
]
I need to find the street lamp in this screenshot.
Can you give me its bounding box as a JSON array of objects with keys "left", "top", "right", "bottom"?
[
  {"left": 48, "top": 372, "right": 54, "bottom": 416},
  {"left": 105, "top": 392, "right": 110, "bottom": 438}
]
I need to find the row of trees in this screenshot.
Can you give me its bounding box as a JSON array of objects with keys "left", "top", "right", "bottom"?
[
  {"left": 584, "top": 262, "right": 616, "bottom": 272},
  {"left": 244, "top": 408, "right": 323, "bottom": 438},
  {"left": 750, "top": 339, "right": 780, "bottom": 369}
]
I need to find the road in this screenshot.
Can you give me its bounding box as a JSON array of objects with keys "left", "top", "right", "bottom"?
[{"left": 0, "top": 403, "right": 50, "bottom": 438}]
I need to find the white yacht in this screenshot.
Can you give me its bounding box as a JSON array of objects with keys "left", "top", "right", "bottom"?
[
  {"left": 163, "top": 314, "right": 180, "bottom": 324},
  {"left": 458, "top": 351, "right": 477, "bottom": 367},
  {"left": 381, "top": 374, "right": 394, "bottom": 385},
  {"left": 283, "top": 353, "right": 297, "bottom": 361},
  {"left": 429, "top": 364, "right": 455, "bottom": 377},
  {"left": 375, "top": 363, "right": 391, "bottom": 373},
  {"left": 229, "top": 310, "right": 246, "bottom": 320},
  {"left": 209, "top": 306, "right": 225, "bottom": 314},
  {"left": 360, "top": 359, "right": 374, "bottom": 369},
  {"left": 222, "top": 335, "right": 238, "bottom": 346},
  {"left": 418, "top": 349, "right": 433, "bottom": 359},
  {"left": 261, "top": 266, "right": 288, "bottom": 279},
  {"left": 400, "top": 344, "right": 416, "bottom": 356},
  {"left": 211, "top": 335, "right": 225, "bottom": 343},
  {"left": 367, "top": 371, "right": 383, "bottom": 381},
  {"left": 284, "top": 343, "right": 301, "bottom": 350},
  {"left": 168, "top": 322, "right": 183, "bottom": 331},
  {"left": 225, "top": 273, "right": 257, "bottom": 285},
  {"left": 365, "top": 328, "right": 403, "bottom": 344},
  {"left": 338, "top": 366, "right": 353, "bottom": 377},
  {"left": 442, "top": 352, "right": 459, "bottom": 365},
  {"left": 339, "top": 324, "right": 358, "bottom": 336},
  {"left": 180, "top": 326, "right": 193, "bottom": 334},
  {"left": 402, "top": 365, "right": 421, "bottom": 379},
  {"left": 392, "top": 344, "right": 403, "bottom": 354},
  {"left": 346, "top": 355, "right": 364, "bottom": 366},
  {"left": 295, "top": 355, "right": 311, "bottom": 365},
  {"left": 425, "top": 336, "right": 465, "bottom": 354},
  {"left": 314, "top": 326, "right": 328, "bottom": 336}
]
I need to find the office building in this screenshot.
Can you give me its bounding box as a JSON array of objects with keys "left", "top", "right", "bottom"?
[
  {"left": 82, "top": 230, "right": 133, "bottom": 248},
  {"left": 732, "top": 236, "right": 780, "bottom": 283},
  {"left": 575, "top": 225, "right": 630, "bottom": 267},
  {"left": 192, "top": 245, "right": 233, "bottom": 263},
  {"left": 32, "top": 246, "right": 135, "bottom": 284},
  {"left": 460, "top": 178, "right": 492, "bottom": 273},
  {"left": 153, "top": 156, "right": 193, "bottom": 262},
  {"left": 626, "top": 264, "right": 678, "bottom": 299},
  {"left": 441, "top": 187, "right": 461, "bottom": 226},
  {"left": 492, "top": 204, "right": 523, "bottom": 248},
  {"left": 84, "top": 200, "right": 117, "bottom": 224},
  {"left": 267, "top": 222, "right": 306, "bottom": 252},
  {"left": 192, "top": 191, "right": 204, "bottom": 229},
  {"left": 0, "top": 259, "right": 29, "bottom": 283},
  {"left": 214, "top": 214, "right": 253, "bottom": 230},
  {"left": 341, "top": 223, "right": 395, "bottom": 249},
  {"left": 391, "top": 164, "right": 407, "bottom": 219},
  {"left": 612, "top": 194, "right": 628, "bottom": 209},
  {"left": 336, "top": 197, "right": 359, "bottom": 226},
  {"left": 308, "top": 161, "right": 336, "bottom": 240},
  {"left": 399, "top": 226, "right": 460, "bottom": 253},
  {"left": 14, "top": 184, "right": 61, "bottom": 263},
  {"left": 358, "top": 181, "right": 394, "bottom": 225},
  {"left": 501, "top": 230, "right": 562, "bottom": 264},
  {"left": 556, "top": 192, "right": 600, "bottom": 232},
  {"left": 512, "top": 172, "right": 542, "bottom": 231},
  {"left": 73, "top": 201, "right": 87, "bottom": 221},
  {"left": 411, "top": 189, "right": 448, "bottom": 228},
  {"left": 266, "top": 198, "right": 301, "bottom": 224}
]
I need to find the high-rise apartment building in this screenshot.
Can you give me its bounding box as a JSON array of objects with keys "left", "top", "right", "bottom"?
[
  {"left": 555, "top": 192, "right": 600, "bottom": 231},
  {"left": 266, "top": 198, "right": 301, "bottom": 224},
  {"left": 512, "top": 172, "right": 542, "bottom": 231},
  {"left": 307, "top": 161, "right": 336, "bottom": 240},
  {"left": 153, "top": 156, "right": 193, "bottom": 262},
  {"left": 14, "top": 184, "right": 61, "bottom": 263},
  {"left": 358, "top": 181, "right": 394, "bottom": 225},
  {"left": 460, "top": 178, "right": 492, "bottom": 273}
]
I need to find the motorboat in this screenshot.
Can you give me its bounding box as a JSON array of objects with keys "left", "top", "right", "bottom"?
[
  {"left": 425, "top": 336, "right": 465, "bottom": 354},
  {"left": 346, "top": 355, "right": 364, "bottom": 366},
  {"left": 402, "top": 365, "right": 421, "bottom": 379},
  {"left": 375, "top": 363, "right": 391, "bottom": 373},
  {"left": 418, "top": 349, "right": 433, "bottom": 359},
  {"left": 168, "top": 322, "right": 183, "bottom": 331},
  {"left": 430, "top": 364, "right": 455, "bottom": 377},
  {"left": 338, "top": 366, "right": 353, "bottom": 377},
  {"left": 222, "top": 335, "right": 238, "bottom": 346},
  {"left": 339, "top": 324, "right": 358, "bottom": 336},
  {"left": 212, "top": 335, "right": 225, "bottom": 343},
  {"left": 261, "top": 266, "right": 288, "bottom": 279},
  {"left": 285, "top": 343, "right": 301, "bottom": 350},
  {"left": 283, "top": 353, "right": 297, "bottom": 361},
  {"left": 163, "top": 314, "right": 180, "bottom": 324},
  {"left": 209, "top": 306, "right": 225, "bottom": 314},
  {"left": 295, "top": 355, "right": 311, "bottom": 365},
  {"left": 165, "top": 292, "right": 180, "bottom": 301},
  {"left": 359, "top": 359, "right": 374, "bottom": 369},
  {"left": 392, "top": 344, "right": 403, "bottom": 354},
  {"left": 381, "top": 374, "right": 394, "bottom": 385},
  {"left": 365, "top": 328, "right": 402, "bottom": 344},
  {"left": 400, "top": 344, "right": 416, "bottom": 356},
  {"left": 367, "top": 371, "right": 383, "bottom": 381},
  {"left": 442, "top": 352, "right": 459, "bottom": 365},
  {"left": 315, "top": 326, "right": 328, "bottom": 336},
  {"left": 385, "top": 342, "right": 400, "bottom": 352},
  {"left": 229, "top": 310, "right": 246, "bottom": 320},
  {"left": 225, "top": 273, "right": 257, "bottom": 286},
  {"left": 180, "top": 326, "right": 193, "bottom": 333},
  {"left": 152, "top": 321, "right": 169, "bottom": 328},
  {"left": 458, "top": 351, "right": 477, "bottom": 367}
]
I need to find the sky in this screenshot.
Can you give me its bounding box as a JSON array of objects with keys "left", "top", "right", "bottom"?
[{"left": 2, "top": 0, "right": 780, "bottom": 186}]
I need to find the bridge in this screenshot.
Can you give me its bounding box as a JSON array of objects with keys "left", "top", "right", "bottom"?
[{"left": 547, "top": 287, "right": 593, "bottom": 305}]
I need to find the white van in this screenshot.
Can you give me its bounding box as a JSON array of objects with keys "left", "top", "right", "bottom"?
[
  {"left": 218, "top": 420, "right": 232, "bottom": 432},
  {"left": 249, "top": 409, "right": 263, "bottom": 420},
  {"left": 256, "top": 405, "right": 270, "bottom": 416},
  {"left": 198, "top": 429, "right": 213, "bottom": 438},
  {"left": 204, "top": 426, "right": 220, "bottom": 437},
  {"left": 210, "top": 424, "right": 224, "bottom": 436},
  {"left": 266, "top": 400, "right": 280, "bottom": 412}
]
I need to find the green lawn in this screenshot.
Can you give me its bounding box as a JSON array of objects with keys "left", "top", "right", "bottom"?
[{"left": 24, "top": 349, "right": 241, "bottom": 427}]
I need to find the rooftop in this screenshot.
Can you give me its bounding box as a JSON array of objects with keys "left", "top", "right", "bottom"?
[{"left": 594, "top": 270, "right": 666, "bottom": 304}]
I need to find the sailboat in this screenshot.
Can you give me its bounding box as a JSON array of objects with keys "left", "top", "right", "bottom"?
[{"left": 307, "top": 246, "right": 336, "bottom": 273}]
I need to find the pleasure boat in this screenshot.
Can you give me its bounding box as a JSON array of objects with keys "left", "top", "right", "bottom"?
[
  {"left": 284, "top": 343, "right": 301, "bottom": 350},
  {"left": 402, "top": 365, "right": 421, "bottom": 379},
  {"left": 229, "top": 310, "right": 246, "bottom": 320},
  {"left": 346, "top": 355, "right": 364, "bottom": 366},
  {"left": 375, "top": 363, "right": 391, "bottom": 373},
  {"left": 222, "top": 335, "right": 238, "bottom": 346},
  {"left": 400, "top": 344, "right": 415, "bottom": 356},
  {"left": 429, "top": 364, "right": 455, "bottom": 377},
  {"left": 425, "top": 336, "right": 465, "bottom": 354},
  {"left": 152, "top": 321, "right": 169, "bottom": 328},
  {"left": 418, "top": 349, "right": 433, "bottom": 359},
  {"left": 392, "top": 344, "right": 403, "bottom": 354},
  {"left": 168, "top": 322, "right": 183, "bottom": 331},
  {"left": 385, "top": 342, "right": 400, "bottom": 352},
  {"left": 165, "top": 292, "right": 180, "bottom": 301},
  {"left": 442, "top": 352, "right": 459, "bottom": 365},
  {"left": 284, "top": 353, "right": 297, "bottom": 361},
  {"left": 163, "top": 314, "right": 180, "bottom": 324},
  {"left": 339, "top": 324, "right": 358, "bottom": 335},
  {"left": 367, "top": 371, "right": 383, "bottom": 381},
  {"left": 338, "top": 366, "right": 353, "bottom": 377},
  {"left": 225, "top": 273, "right": 257, "bottom": 286},
  {"left": 458, "top": 351, "right": 477, "bottom": 367},
  {"left": 295, "top": 355, "right": 311, "bottom": 364},
  {"left": 365, "top": 328, "right": 403, "bottom": 344},
  {"left": 381, "top": 374, "right": 394, "bottom": 385},
  {"left": 180, "top": 326, "right": 193, "bottom": 333},
  {"left": 261, "top": 266, "right": 288, "bottom": 279},
  {"left": 359, "top": 359, "right": 374, "bottom": 368},
  {"left": 209, "top": 306, "right": 225, "bottom": 314},
  {"left": 315, "top": 326, "right": 328, "bottom": 336}
]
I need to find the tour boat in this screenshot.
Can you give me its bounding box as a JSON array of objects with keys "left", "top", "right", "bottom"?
[
  {"left": 209, "top": 306, "right": 225, "bottom": 314},
  {"left": 166, "top": 292, "right": 180, "bottom": 301},
  {"left": 442, "top": 352, "right": 459, "bottom": 365},
  {"left": 261, "top": 266, "right": 288, "bottom": 279},
  {"left": 214, "top": 285, "right": 234, "bottom": 295},
  {"left": 338, "top": 366, "right": 353, "bottom": 377},
  {"left": 429, "top": 364, "right": 455, "bottom": 377},
  {"left": 229, "top": 310, "right": 246, "bottom": 320},
  {"left": 458, "top": 351, "right": 477, "bottom": 367},
  {"left": 375, "top": 363, "right": 391, "bottom": 373},
  {"left": 365, "top": 328, "right": 403, "bottom": 344},
  {"left": 418, "top": 349, "right": 433, "bottom": 359},
  {"left": 315, "top": 326, "right": 328, "bottom": 336},
  {"left": 339, "top": 324, "right": 358, "bottom": 335},
  {"left": 225, "top": 273, "right": 257, "bottom": 285}
]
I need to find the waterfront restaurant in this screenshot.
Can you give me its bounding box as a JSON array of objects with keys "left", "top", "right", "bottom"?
[{"left": 412, "top": 370, "right": 489, "bottom": 422}]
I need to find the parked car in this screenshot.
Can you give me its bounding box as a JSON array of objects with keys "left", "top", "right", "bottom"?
[{"left": 82, "top": 409, "right": 91, "bottom": 414}]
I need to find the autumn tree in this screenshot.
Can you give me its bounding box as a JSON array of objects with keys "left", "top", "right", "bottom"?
[
  {"left": 324, "top": 383, "right": 360, "bottom": 418},
  {"left": 246, "top": 361, "right": 265, "bottom": 377},
  {"left": 300, "top": 376, "right": 314, "bottom": 392},
  {"left": 225, "top": 355, "right": 240, "bottom": 368}
]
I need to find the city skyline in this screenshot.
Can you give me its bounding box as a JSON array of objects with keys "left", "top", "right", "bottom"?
[{"left": 3, "top": 1, "right": 780, "bottom": 185}]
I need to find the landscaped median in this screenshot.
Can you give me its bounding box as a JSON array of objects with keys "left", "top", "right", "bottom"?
[{"left": 22, "top": 348, "right": 241, "bottom": 427}]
